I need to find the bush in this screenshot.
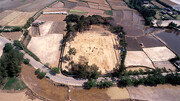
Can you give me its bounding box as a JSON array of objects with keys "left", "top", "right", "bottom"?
[
  {"left": 35, "top": 68, "right": 40, "bottom": 75},
  {"left": 97, "top": 79, "right": 113, "bottom": 88},
  {"left": 83, "top": 79, "right": 97, "bottom": 89},
  {"left": 51, "top": 67, "right": 59, "bottom": 74},
  {"left": 3, "top": 43, "right": 13, "bottom": 53},
  {"left": 37, "top": 71, "right": 46, "bottom": 79},
  {"left": 24, "top": 58, "right": 30, "bottom": 64},
  {"left": 64, "top": 54, "right": 70, "bottom": 61},
  {"left": 68, "top": 48, "right": 76, "bottom": 55}
]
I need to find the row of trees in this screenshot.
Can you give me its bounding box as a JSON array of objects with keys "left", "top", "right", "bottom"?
[
  {"left": 83, "top": 78, "right": 114, "bottom": 89},
  {"left": 118, "top": 72, "right": 180, "bottom": 87},
  {"left": 0, "top": 43, "right": 24, "bottom": 84}
]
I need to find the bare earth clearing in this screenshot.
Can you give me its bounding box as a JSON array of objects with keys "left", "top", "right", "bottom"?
[
  {"left": 127, "top": 84, "right": 180, "bottom": 101},
  {"left": 63, "top": 26, "right": 120, "bottom": 74},
  {"left": 1, "top": 31, "right": 22, "bottom": 41},
  {"left": 28, "top": 34, "right": 63, "bottom": 67},
  {"left": 0, "top": 90, "right": 41, "bottom": 101}
]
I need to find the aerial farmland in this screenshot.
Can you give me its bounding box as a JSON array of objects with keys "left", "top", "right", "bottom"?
[{"left": 0, "top": 0, "right": 180, "bottom": 101}]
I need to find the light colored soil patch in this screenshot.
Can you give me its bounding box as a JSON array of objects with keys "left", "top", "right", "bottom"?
[
  {"left": 106, "top": 87, "right": 130, "bottom": 100},
  {"left": 7, "top": 12, "right": 35, "bottom": 26},
  {"left": 1, "top": 31, "right": 22, "bottom": 41},
  {"left": 0, "top": 10, "right": 14, "bottom": 20},
  {"left": 39, "top": 21, "right": 53, "bottom": 36},
  {"left": 125, "top": 51, "right": 154, "bottom": 68},
  {"left": 51, "top": 1, "right": 64, "bottom": 8},
  {"left": 37, "top": 14, "right": 66, "bottom": 21},
  {"left": 43, "top": 7, "right": 68, "bottom": 12},
  {"left": 72, "top": 6, "right": 104, "bottom": 15},
  {"left": 0, "top": 36, "right": 10, "bottom": 57},
  {"left": 68, "top": 0, "right": 78, "bottom": 2},
  {"left": 127, "top": 84, "right": 180, "bottom": 101},
  {"left": 63, "top": 26, "right": 120, "bottom": 74},
  {"left": 27, "top": 34, "right": 63, "bottom": 67},
  {"left": 0, "top": 90, "right": 41, "bottom": 101},
  {"left": 153, "top": 61, "right": 177, "bottom": 71},
  {"left": 143, "top": 47, "right": 176, "bottom": 62},
  {"left": 0, "top": 11, "right": 23, "bottom": 26}
]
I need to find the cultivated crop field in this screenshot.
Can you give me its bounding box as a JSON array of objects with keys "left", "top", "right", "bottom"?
[
  {"left": 63, "top": 26, "right": 120, "bottom": 74},
  {"left": 0, "top": 10, "right": 35, "bottom": 26}
]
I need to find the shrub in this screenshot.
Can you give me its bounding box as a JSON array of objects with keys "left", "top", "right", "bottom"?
[
  {"left": 139, "top": 69, "right": 144, "bottom": 75},
  {"left": 51, "top": 67, "right": 59, "bottom": 74},
  {"left": 97, "top": 79, "right": 113, "bottom": 88},
  {"left": 68, "top": 48, "right": 76, "bottom": 55},
  {"left": 35, "top": 69, "right": 40, "bottom": 75},
  {"left": 83, "top": 79, "right": 97, "bottom": 89},
  {"left": 3, "top": 43, "right": 13, "bottom": 53},
  {"left": 24, "top": 58, "right": 30, "bottom": 64},
  {"left": 64, "top": 54, "right": 70, "bottom": 61},
  {"left": 37, "top": 71, "right": 46, "bottom": 79}
]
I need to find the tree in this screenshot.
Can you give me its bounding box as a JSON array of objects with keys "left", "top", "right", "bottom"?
[
  {"left": 51, "top": 67, "right": 59, "bottom": 74},
  {"left": 37, "top": 71, "right": 46, "bottom": 79},
  {"left": 35, "top": 68, "right": 40, "bottom": 75},
  {"left": 97, "top": 79, "right": 113, "bottom": 88},
  {"left": 68, "top": 48, "right": 76, "bottom": 55},
  {"left": 0, "top": 49, "right": 24, "bottom": 77},
  {"left": 168, "top": 22, "right": 177, "bottom": 29},
  {"left": 3, "top": 43, "right": 13, "bottom": 53},
  {"left": 24, "top": 58, "right": 30, "bottom": 64},
  {"left": 83, "top": 79, "right": 97, "bottom": 89}
]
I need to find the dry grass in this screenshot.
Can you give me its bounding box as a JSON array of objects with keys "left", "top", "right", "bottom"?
[
  {"left": 37, "top": 14, "right": 66, "bottom": 21},
  {"left": 63, "top": 26, "right": 120, "bottom": 74}
]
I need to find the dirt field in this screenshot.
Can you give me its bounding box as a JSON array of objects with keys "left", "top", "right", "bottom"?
[
  {"left": 48, "top": 21, "right": 66, "bottom": 34},
  {"left": 0, "top": 10, "right": 35, "bottom": 26},
  {"left": 106, "top": 87, "right": 130, "bottom": 100},
  {"left": 1, "top": 31, "right": 22, "bottom": 41},
  {"left": 37, "top": 14, "right": 66, "bottom": 21},
  {"left": 127, "top": 84, "right": 180, "bottom": 101},
  {"left": 27, "top": 34, "right": 63, "bottom": 67},
  {"left": 125, "top": 51, "right": 154, "bottom": 68},
  {"left": 63, "top": 26, "right": 120, "bottom": 74},
  {"left": 72, "top": 6, "right": 104, "bottom": 15},
  {"left": 51, "top": 1, "right": 64, "bottom": 8},
  {"left": 143, "top": 46, "right": 176, "bottom": 62},
  {"left": 153, "top": 61, "right": 177, "bottom": 71},
  {"left": 0, "top": 90, "right": 41, "bottom": 101},
  {"left": 83, "top": 0, "right": 108, "bottom": 5},
  {"left": 39, "top": 21, "right": 53, "bottom": 36}
]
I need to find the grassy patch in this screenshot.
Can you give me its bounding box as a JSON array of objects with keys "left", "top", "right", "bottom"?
[
  {"left": 3, "top": 78, "right": 27, "bottom": 90},
  {"left": 69, "top": 10, "right": 88, "bottom": 13},
  {"left": 104, "top": 10, "right": 113, "bottom": 15}
]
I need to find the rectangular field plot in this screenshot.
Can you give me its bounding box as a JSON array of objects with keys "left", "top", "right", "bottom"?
[
  {"left": 88, "top": 2, "right": 99, "bottom": 9},
  {"left": 48, "top": 21, "right": 66, "bottom": 34},
  {"left": 72, "top": 6, "right": 104, "bottom": 15},
  {"left": 37, "top": 14, "right": 66, "bottom": 21},
  {"left": 0, "top": 10, "right": 14, "bottom": 20},
  {"left": 125, "top": 51, "right": 154, "bottom": 68},
  {"left": 0, "top": 11, "right": 23, "bottom": 26},
  {"left": 27, "top": 34, "right": 63, "bottom": 67}
]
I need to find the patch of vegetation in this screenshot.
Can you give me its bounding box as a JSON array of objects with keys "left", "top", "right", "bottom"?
[
  {"left": 68, "top": 48, "right": 76, "bottom": 55},
  {"left": 70, "top": 10, "right": 88, "bottom": 13},
  {"left": 2, "top": 26, "right": 22, "bottom": 32},
  {"left": 3, "top": 78, "right": 27, "bottom": 90},
  {"left": 13, "top": 40, "right": 40, "bottom": 62},
  {"left": 118, "top": 72, "right": 180, "bottom": 87},
  {"left": 35, "top": 69, "right": 46, "bottom": 79},
  {"left": 23, "top": 17, "right": 34, "bottom": 29},
  {"left": 0, "top": 43, "right": 24, "bottom": 88},
  {"left": 83, "top": 78, "right": 113, "bottom": 89},
  {"left": 24, "top": 58, "right": 30, "bottom": 64},
  {"left": 51, "top": 67, "right": 59, "bottom": 74},
  {"left": 70, "top": 62, "right": 101, "bottom": 79}
]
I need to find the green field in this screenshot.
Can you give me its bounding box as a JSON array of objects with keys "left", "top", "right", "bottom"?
[{"left": 3, "top": 78, "right": 27, "bottom": 90}]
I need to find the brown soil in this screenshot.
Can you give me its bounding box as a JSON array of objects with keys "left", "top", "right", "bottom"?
[
  {"left": 70, "top": 88, "right": 111, "bottom": 101},
  {"left": 37, "top": 14, "right": 66, "bottom": 21},
  {"left": 21, "top": 64, "right": 68, "bottom": 101},
  {"left": 1, "top": 31, "right": 22, "bottom": 41}
]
